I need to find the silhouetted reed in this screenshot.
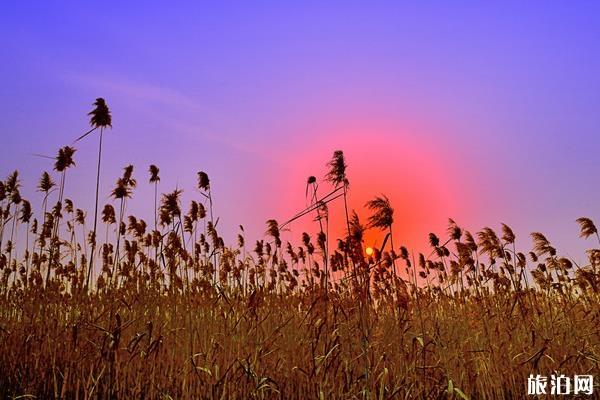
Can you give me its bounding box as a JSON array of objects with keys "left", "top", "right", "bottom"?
[{"left": 0, "top": 102, "right": 598, "bottom": 399}]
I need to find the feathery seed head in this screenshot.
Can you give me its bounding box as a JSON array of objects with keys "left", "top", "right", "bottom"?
[
  {"left": 88, "top": 98, "right": 112, "bottom": 128},
  {"left": 576, "top": 217, "right": 597, "bottom": 239},
  {"left": 54, "top": 146, "right": 76, "bottom": 172}
]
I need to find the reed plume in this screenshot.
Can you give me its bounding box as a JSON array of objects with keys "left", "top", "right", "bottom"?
[
  {"left": 366, "top": 194, "right": 397, "bottom": 279},
  {"left": 84, "top": 98, "right": 112, "bottom": 290},
  {"left": 576, "top": 217, "right": 599, "bottom": 243},
  {"left": 149, "top": 165, "right": 160, "bottom": 231}
]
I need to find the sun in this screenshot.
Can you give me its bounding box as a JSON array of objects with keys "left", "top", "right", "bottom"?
[{"left": 365, "top": 247, "right": 374, "bottom": 256}]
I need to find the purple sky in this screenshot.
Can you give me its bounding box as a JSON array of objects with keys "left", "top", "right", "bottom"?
[{"left": 1, "top": 2, "right": 600, "bottom": 262}]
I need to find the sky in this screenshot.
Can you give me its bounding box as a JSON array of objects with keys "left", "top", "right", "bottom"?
[{"left": 1, "top": 2, "right": 599, "bottom": 264}]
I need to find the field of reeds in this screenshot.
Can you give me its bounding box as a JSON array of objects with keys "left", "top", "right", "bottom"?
[{"left": 0, "top": 99, "right": 599, "bottom": 399}]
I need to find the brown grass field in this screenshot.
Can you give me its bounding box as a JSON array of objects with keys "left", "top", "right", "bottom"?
[{"left": 0, "top": 101, "right": 599, "bottom": 399}]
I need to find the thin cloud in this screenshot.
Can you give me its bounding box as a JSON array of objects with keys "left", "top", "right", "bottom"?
[
  {"left": 60, "top": 73, "right": 281, "bottom": 162},
  {"left": 61, "top": 73, "right": 205, "bottom": 111}
]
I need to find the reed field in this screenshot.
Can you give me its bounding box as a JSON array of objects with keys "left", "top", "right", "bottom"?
[{"left": 0, "top": 99, "right": 599, "bottom": 399}]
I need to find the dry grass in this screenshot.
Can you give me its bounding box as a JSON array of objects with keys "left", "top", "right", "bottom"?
[{"left": 2, "top": 286, "right": 598, "bottom": 399}]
